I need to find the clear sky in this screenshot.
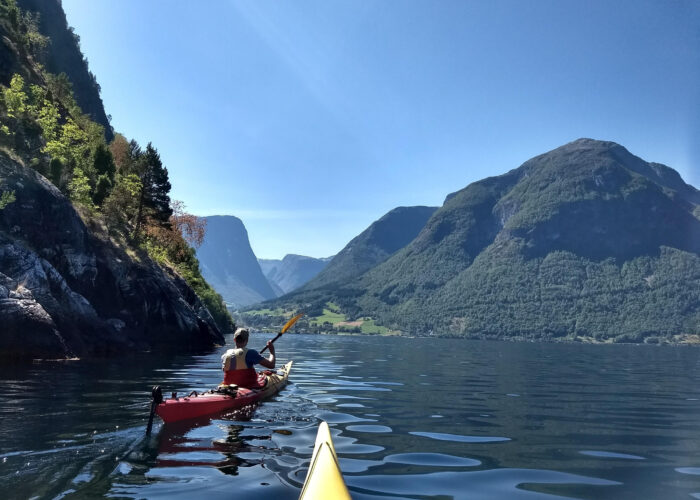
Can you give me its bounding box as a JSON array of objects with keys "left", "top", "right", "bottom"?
[{"left": 62, "top": 0, "right": 699, "bottom": 259}]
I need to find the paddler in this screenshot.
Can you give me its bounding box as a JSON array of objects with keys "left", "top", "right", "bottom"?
[{"left": 221, "top": 327, "right": 275, "bottom": 388}]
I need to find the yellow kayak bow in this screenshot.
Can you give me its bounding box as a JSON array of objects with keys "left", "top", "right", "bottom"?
[{"left": 299, "top": 421, "right": 351, "bottom": 500}]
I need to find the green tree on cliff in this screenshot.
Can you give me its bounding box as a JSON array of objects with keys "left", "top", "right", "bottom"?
[
  {"left": 132, "top": 142, "right": 172, "bottom": 240},
  {"left": 0, "top": 190, "right": 16, "bottom": 210},
  {"left": 91, "top": 142, "right": 115, "bottom": 205}
]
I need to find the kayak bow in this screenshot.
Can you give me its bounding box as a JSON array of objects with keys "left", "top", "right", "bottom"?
[
  {"left": 154, "top": 361, "right": 293, "bottom": 424},
  {"left": 299, "top": 421, "right": 351, "bottom": 500}
]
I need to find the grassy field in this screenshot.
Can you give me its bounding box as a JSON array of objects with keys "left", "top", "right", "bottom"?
[
  {"left": 242, "top": 302, "right": 399, "bottom": 336},
  {"left": 309, "top": 302, "right": 346, "bottom": 324},
  {"left": 243, "top": 306, "right": 289, "bottom": 316},
  {"left": 308, "top": 303, "right": 397, "bottom": 335},
  {"left": 357, "top": 317, "right": 399, "bottom": 335}
]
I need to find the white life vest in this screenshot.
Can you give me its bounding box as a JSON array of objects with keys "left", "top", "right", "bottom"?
[{"left": 221, "top": 347, "right": 248, "bottom": 371}]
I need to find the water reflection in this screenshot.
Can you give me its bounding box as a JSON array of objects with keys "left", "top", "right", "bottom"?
[{"left": 1, "top": 334, "right": 699, "bottom": 499}]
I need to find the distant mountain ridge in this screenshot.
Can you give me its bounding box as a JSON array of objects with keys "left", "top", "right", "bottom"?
[
  {"left": 254, "top": 139, "right": 700, "bottom": 343},
  {"left": 196, "top": 216, "right": 276, "bottom": 309},
  {"left": 302, "top": 206, "right": 438, "bottom": 290},
  {"left": 259, "top": 254, "right": 331, "bottom": 296}
]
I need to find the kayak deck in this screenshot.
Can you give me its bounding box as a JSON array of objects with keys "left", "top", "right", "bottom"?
[
  {"left": 155, "top": 361, "right": 292, "bottom": 423},
  {"left": 299, "top": 421, "right": 351, "bottom": 500}
]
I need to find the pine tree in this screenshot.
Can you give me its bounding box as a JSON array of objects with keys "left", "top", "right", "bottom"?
[
  {"left": 143, "top": 143, "right": 172, "bottom": 224},
  {"left": 132, "top": 142, "right": 172, "bottom": 240}
]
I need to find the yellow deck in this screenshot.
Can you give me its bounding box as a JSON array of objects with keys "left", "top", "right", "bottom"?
[{"left": 299, "top": 421, "right": 351, "bottom": 500}]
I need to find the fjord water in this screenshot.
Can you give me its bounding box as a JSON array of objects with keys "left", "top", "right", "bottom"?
[{"left": 1, "top": 334, "right": 699, "bottom": 499}]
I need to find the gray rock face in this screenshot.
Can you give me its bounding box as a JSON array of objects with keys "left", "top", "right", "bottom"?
[
  {"left": 260, "top": 254, "right": 332, "bottom": 295},
  {"left": 196, "top": 215, "right": 276, "bottom": 309},
  {"left": 0, "top": 153, "right": 223, "bottom": 362}
]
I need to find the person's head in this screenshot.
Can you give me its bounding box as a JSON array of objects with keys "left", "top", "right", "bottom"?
[{"left": 233, "top": 327, "right": 249, "bottom": 347}]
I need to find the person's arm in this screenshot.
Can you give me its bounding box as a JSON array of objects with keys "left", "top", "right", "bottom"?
[{"left": 258, "top": 341, "right": 275, "bottom": 369}]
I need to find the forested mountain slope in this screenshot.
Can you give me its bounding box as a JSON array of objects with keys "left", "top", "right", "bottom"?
[
  {"left": 15, "top": 0, "right": 113, "bottom": 141},
  {"left": 302, "top": 206, "right": 438, "bottom": 290},
  {"left": 253, "top": 139, "right": 699, "bottom": 343},
  {"left": 0, "top": 0, "right": 231, "bottom": 361}
]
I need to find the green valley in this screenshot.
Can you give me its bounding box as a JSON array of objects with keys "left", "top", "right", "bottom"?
[
  {"left": 242, "top": 302, "right": 397, "bottom": 335},
  {"left": 246, "top": 139, "right": 700, "bottom": 344}
]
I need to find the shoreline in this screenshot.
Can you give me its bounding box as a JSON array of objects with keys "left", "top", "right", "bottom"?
[{"left": 246, "top": 329, "right": 700, "bottom": 347}]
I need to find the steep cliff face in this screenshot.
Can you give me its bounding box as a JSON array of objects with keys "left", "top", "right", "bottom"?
[
  {"left": 0, "top": 153, "right": 223, "bottom": 361},
  {"left": 196, "top": 215, "right": 276, "bottom": 309},
  {"left": 15, "top": 0, "right": 114, "bottom": 141}
]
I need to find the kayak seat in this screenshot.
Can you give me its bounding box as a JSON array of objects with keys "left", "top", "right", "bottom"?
[{"left": 256, "top": 372, "right": 269, "bottom": 389}]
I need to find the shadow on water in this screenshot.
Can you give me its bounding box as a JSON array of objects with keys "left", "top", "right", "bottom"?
[{"left": 1, "top": 333, "right": 700, "bottom": 499}]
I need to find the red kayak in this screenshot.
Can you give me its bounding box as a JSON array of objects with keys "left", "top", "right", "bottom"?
[{"left": 154, "top": 361, "right": 293, "bottom": 423}]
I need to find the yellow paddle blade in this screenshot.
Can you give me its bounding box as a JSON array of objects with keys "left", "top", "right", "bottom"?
[{"left": 281, "top": 312, "right": 304, "bottom": 334}]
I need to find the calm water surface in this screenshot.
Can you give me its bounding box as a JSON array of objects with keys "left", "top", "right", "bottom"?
[{"left": 1, "top": 334, "right": 699, "bottom": 499}]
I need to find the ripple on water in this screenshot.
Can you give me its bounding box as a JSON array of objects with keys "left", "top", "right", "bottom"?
[
  {"left": 306, "top": 393, "right": 375, "bottom": 404},
  {"left": 307, "top": 396, "right": 339, "bottom": 404},
  {"left": 184, "top": 425, "right": 224, "bottom": 440},
  {"left": 116, "top": 462, "right": 132, "bottom": 475},
  {"left": 318, "top": 411, "right": 375, "bottom": 424},
  {"left": 331, "top": 433, "right": 385, "bottom": 455},
  {"left": 384, "top": 453, "right": 481, "bottom": 467},
  {"left": 580, "top": 450, "right": 646, "bottom": 460},
  {"left": 410, "top": 431, "right": 511, "bottom": 443},
  {"left": 338, "top": 457, "right": 383, "bottom": 473},
  {"left": 346, "top": 425, "right": 392, "bottom": 433},
  {"left": 676, "top": 467, "right": 700, "bottom": 475},
  {"left": 159, "top": 451, "right": 224, "bottom": 463},
  {"left": 344, "top": 468, "right": 621, "bottom": 498}
]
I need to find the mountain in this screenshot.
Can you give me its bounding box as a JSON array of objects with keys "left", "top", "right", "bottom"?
[
  {"left": 258, "top": 260, "right": 285, "bottom": 296},
  {"left": 259, "top": 254, "right": 332, "bottom": 295},
  {"left": 256, "top": 139, "right": 699, "bottom": 343},
  {"left": 302, "top": 206, "right": 438, "bottom": 290},
  {"left": 196, "top": 216, "right": 276, "bottom": 308},
  {"left": 0, "top": 153, "right": 223, "bottom": 361},
  {"left": 15, "top": 0, "right": 113, "bottom": 141},
  {"left": 0, "top": 1, "right": 229, "bottom": 361}
]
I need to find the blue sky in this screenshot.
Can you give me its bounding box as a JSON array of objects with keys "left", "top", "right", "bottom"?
[{"left": 62, "top": 0, "right": 699, "bottom": 259}]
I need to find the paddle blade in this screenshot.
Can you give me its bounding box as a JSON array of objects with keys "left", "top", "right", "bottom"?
[{"left": 281, "top": 313, "right": 304, "bottom": 334}]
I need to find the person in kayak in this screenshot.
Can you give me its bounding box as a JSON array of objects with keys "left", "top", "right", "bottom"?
[{"left": 221, "top": 327, "right": 275, "bottom": 388}]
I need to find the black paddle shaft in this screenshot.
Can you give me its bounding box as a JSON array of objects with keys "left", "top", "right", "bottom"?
[
  {"left": 146, "top": 386, "right": 163, "bottom": 435},
  {"left": 260, "top": 312, "right": 304, "bottom": 353},
  {"left": 260, "top": 332, "right": 282, "bottom": 353}
]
